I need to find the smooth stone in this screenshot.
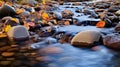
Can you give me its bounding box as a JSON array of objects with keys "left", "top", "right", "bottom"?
[
  {"left": 115, "top": 10, "right": 120, "bottom": 16},
  {"left": 108, "top": 6, "right": 120, "bottom": 12},
  {"left": 103, "top": 33, "right": 120, "bottom": 49},
  {"left": 11, "top": 60, "right": 22, "bottom": 67},
  {"left": 58, "top": 56, "right": 75, "bottom": 63},
  {"left": 48, "top": 63, "right": 58, "bottom": 67},
  {"left": 1, "top": 52, "right": 15, "bottom": 57},
  {"left": 39, "top": 47, "right": 63, "bottom": 54},
  {"left": 11, "top": 45, "right": 19, "bottom": 48},
  {"left": 0, "top": 42, "right": 6, "bottom": 47},
  {"left": 7, "top": 48, "right": 19, "bottom": 52},
  {"left": 0, "top": 61, "right": 12, "bottom": 66},
  {"left": 114, "top": 23, "right": 120, "bottom": 32},
  {"left": 36, "top": 56, "right": 53, "bottom": 62},
  {"left": 6, "top": 58, "right": 15, "bottom": 61},
  {"left": 19, "top": 49, "right": 28, "bottom": 53},
  {"left": 71, "top": 30, "right": 101, "bottom": 47},
  {"left": 0, "top": 56, "right": 6, "bottom": 60},
  {"left": 0, "top": 46, "right": 11, "bottom": 52}
]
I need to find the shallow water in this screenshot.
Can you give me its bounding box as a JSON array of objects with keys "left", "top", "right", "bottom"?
[{"left": 31, "top": 42, "right": 120, "bottom": 67}]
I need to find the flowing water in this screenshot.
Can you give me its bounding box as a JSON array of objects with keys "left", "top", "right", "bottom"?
[{"left": 31, "top": 42, "right": 120, "bottom": 67}]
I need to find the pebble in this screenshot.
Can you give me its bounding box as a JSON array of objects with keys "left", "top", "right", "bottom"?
[{"left": 1, "top": 52, "right": 15, "bottom": 57}]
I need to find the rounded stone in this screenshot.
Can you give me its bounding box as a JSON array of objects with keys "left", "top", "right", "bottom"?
[
  {"left": 0, "top": 42, "right": 6, "bottom": 47},
  {"left": 11, "top": 60, "right": 22, "bottom": 67},
  {"left": 11, "top": 45, "right": 19, "bottom": 48},
  {"left": 71, "top": 30, "right": 102, "bottom": 47},
  {"left": 7, "top": 48, "right": 19, "bottom": 52},
  {"left": 1, "top": 52, "right": 15, "bottom": 57},
  {"left": 6, "top": 58, "right": 15, "bottom": 61},
  {"left": 103, "top": 33, "right": 120, "bottom": 50},
  {"left": 36, "top": 56, "right": 53, "bottom": 62},
  {"left": 114, "top": 23, "right": 120, "bottom": 32},
  {"left": 0, "top": 61, "right": 12, "bottom": 66},
  {"left": 39, "top": 47, "right": 63, "bottom": 54},
  {"left": 0, "top": 46, "right": 11, "bottom": 52}
]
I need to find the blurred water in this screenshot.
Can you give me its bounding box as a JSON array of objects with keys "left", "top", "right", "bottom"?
[{"left": 31, "top": 42, "right": 120, "bottom": 67}]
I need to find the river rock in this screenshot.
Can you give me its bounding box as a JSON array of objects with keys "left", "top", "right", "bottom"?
[
  {"left": 62, "top": 10, "right": 73, "bottom": 19},
  {"left": 0, "top": 42, "right": 7, "bottom": 47},
  {"left": 7, "top": 48, "right": 19, "bottom": 52},
  {"left": 114, "top": 23, "right": 120, "bottom": 32},
  {"left": 115, "top": 10, "right": 120, "bottom": 16},
  {"left": 0, "top": 61, "right": 12, "bottom": 66},
  {"left": 103, "top": 33, "right": 120, "bottom": 49},
  {"left": 36, "top": 56, "right": 53, "bottom": 62},
  {"left": 58, "top": 56, "right": 75, "bottom": 63},
  {"left": 71, "top": 30, "right": 102, "bottom": 47},
  {"left": 0, "top": 46, "right": 11, "bottom": 52},
  {"left": 1, "top": 52, "right": 15, "bottom": 57},
  {"left": 11, "top": 60, "right": 22, "bottom": 67},
  {"left": 39, "top": 47, "right": 63, "bottom": 54},
  {"left": 7, "top": 25, "right": 30, "bottom": 42},
  {"left": 6, "top": 58, "right": 15, "bottom": 61},
  {"left": 48, "top": 63, "right": 58, "bottom": 67},
  {"left": 108, "top": 6, "right": 120, "bottom": 12}
]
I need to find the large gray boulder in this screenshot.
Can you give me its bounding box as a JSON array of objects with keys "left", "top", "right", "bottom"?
[
  {"left": 71, "top": 30, "right": 101, "bottom": 47},
  {"left": 7, "top": 25, "right": 30, "bottom": 42}
]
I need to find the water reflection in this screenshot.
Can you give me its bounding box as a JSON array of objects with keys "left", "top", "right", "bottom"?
[{"left": 31, "top": 43, "right": 120, "bottom": 67}]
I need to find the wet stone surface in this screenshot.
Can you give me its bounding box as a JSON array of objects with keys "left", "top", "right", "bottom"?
[{"left": 0, "top": 0, "right": 120, "bottom": 67}]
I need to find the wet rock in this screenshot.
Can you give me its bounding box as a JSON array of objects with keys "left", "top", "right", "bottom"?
[
  {"left": 103, "top": 33, "right": 120, "bottom": 49},
  {"left": 0, "top": 46, "right": 11, "bottom": 52},
  {"left": 108, "top": 6, "right": 120, "bottom": 12},
  {"left": 115, "top": 23, "right": 120, "bottom": 32},
  {"left": 94, "top": 2, "right": 110, "bottom": 9},
  {"left": 52, "top": 12, "right": 62, "bottom": 20},
  {"left": 99, "top": 11, "right": 107, "bottom": 20},
  {"left": 1, "top": 52, "right": 15, "bottom": 57},
  {"left": 10, "top": 45, "right": 19, "bottom": 48},
  {"left": 64, "top": 20, "right": 70, "bottom": 26},
  {"left": 95, "top": 9, "right": 105, "bottom": 13},
  {"left": 0, "top": 42, "right": 7, "bottom": 47},
  {"left": 19, "top": 49, "right": 29, "bottom": 53},
  {"left": 15, "top": 54, "right": 28, "bottom": 60},
  {"left": 71, "top": 30, "right": 102, "bottom": 47},
  {"left": 0, "top": 56, "right": 6, "bottom": 60},
  {"left": 6, "top": 58, "right": 15, "bottom": 61},
  {"left": 58, "top": 56, "right": 75, "bottom": 63},
  {"left": 39, "top": 47, "right": 63, "bottom": 54},
  {"left": 103, "top": 18, "right": 112, "bottom": 27},
  {"left": 62, "top": 10, "right": 73, "bottom": 19},
  {"left": 115, "top": 10, "right": 120, "bottom": 16},
  {"left": 48, "top": 63, "right": 58, "bottom": 67},
  {"left": 36, "top": 56, "right": 53, "bottom": 62},
  {"left": 0, "top": 61, "right": 12, "bottom": 66},
  {"left": 7, "top": 25, "right": 30, "bottom": 42},
  {"left": 11, "top": 60, "right": 22, "bottom": 67},
  {"left": 7, "top": 48, "right": 19, "bottom": 52}
]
